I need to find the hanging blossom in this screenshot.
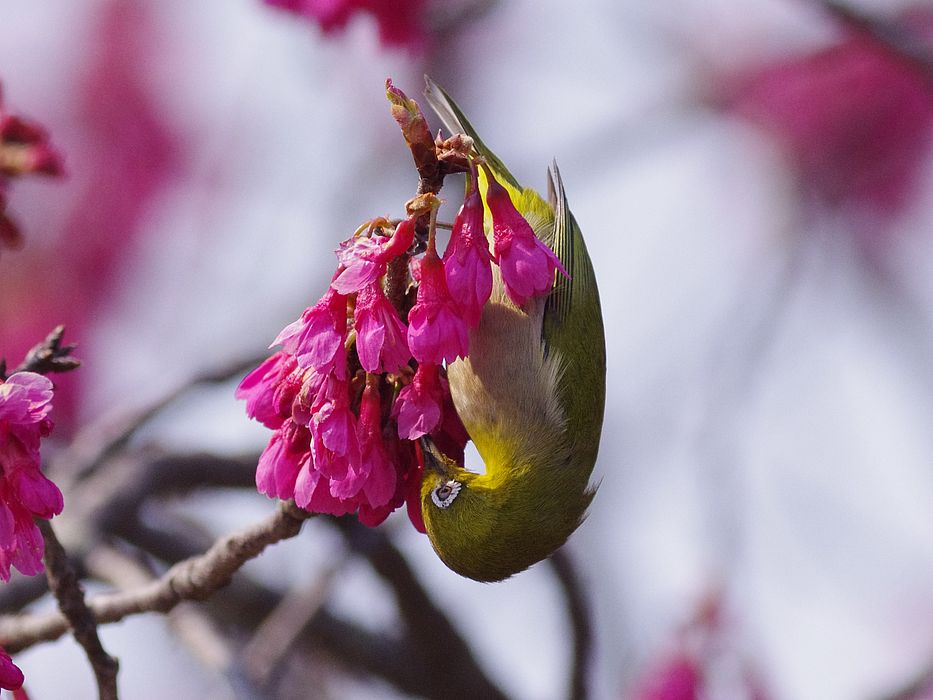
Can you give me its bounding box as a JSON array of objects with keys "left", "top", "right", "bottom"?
[
  {"left": 0, "top": 86, "right": 63, "bottom": 253},
  {"left": 408, "top": 243, "right": 470, "bottom": 365},
  {"left": 238, "top": 81, "right": 566, "bottom": 532},
  {"left": 443, "top": 166, "right": 492, "bottom": 327},
  {"left": 0, "top": 371, "right": 63, "bottom": 579},
  {"left": 484, "top": 166, "right": 569, "bottom": 308},
  {"left": 0, "top": 371, "right": 62, "bottom": 692}
]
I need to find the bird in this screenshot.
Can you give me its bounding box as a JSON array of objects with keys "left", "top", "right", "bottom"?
[{"left": 418, "top": 78, "right": 606, "bottom": 582}]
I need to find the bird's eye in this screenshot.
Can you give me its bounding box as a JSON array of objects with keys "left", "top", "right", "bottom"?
[{"left": 431, "top": 479, "right": 462, "bottom": 509}]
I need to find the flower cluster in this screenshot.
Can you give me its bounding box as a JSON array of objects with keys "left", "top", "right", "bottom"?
[
  {"left": 0, "top": 86, "right": 63, "bottom": 253},
  {"left": 0, "top": 371, "right": 63, "bottom": 580},
  {"left": 239, "top": 86, "right": 567, "bottom": 530},
  {"left": 0, "top": 370, "right": 63, "bottom": 692}
]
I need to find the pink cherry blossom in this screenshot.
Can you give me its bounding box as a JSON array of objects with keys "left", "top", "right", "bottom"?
[
  {"left": 255, "top": 422, "right": 310, "bottom": 501},
  {"left": 485, "top": 173, "right": 568, "bottom": 308},
  {"left": 444, "top": 176, "right": 492, "bottom": 327},
  {"left": 274, "top": 288, "right": 349, "bottom": 379},
  {"left": 308, "top": 376, "right": 360, "bottom": 485},
  {"left": 407, "top": 248, "right": 469, "bottom": 364},
  {"left": 332, "top": 217, "right": 415, "bottom": 295},
  {"left": 353, "top": 282, "right": 410, "bottom": 374},
  {"left": 333, "top": 217, "right": 415, "bottom": 295},
  {"left": 357, "top": 432, "right": 415, "bottom": 528},
  {"left": 333, "top": 234, "right": 389, "bottom": 294},
  {"left": 394, "top": 363, "right": 444, "bottom": 440},
  {"left": 0, "top": 647, "right": 23, "bottom": 692},
  {"left": 293, "top": 465, "right": 357, "bottom": 517},
  {"left": 356, "top": 381, "right": 396, "bottom": 508},
  {"left": 235, "top": 351, "right": 299, "bottom": 429},
  {"left": 0, "top": 372, "right": 62, "bottom": 581}
]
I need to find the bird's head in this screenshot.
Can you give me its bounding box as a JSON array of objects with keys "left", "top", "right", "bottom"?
[{"left": 419, "top": 438, "right": 593, "bottom": 582}]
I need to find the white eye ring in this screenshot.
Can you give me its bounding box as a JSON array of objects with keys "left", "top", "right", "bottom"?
[{"left": 431, "top": 479, "right": 462, "bottom": 509}]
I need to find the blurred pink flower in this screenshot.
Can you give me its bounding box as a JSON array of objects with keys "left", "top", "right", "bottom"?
[
  {"left": 631, "top": 653, "right": 701, "bottom": 700},
  {"left": 0, "top": 0, "right": 182, "bottom": 430},
  {"left": 444, "top": 173, "right": 492, "bottom": 327},
  {"left": 407, "top": 247, "right": 470, "bottom": 364},
  {"left": 264, "top": 0, "right": 427, "bottom": 50},
  {"left": 728, "top": 19, "right": 933, "bottom": 215},
  {"left": 0, "top": 372, "right": 62, "bottom": 581},
  {"left": 486, "top": 172, "right": 568, "bottom": 308},
  {"left": 0, "top": 86, "right": 64, "bottom": 254},
  {"left": 0, "top": 647, "right": 23, "bottom": 692}
]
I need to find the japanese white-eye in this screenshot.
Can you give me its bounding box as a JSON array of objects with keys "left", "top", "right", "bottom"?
[{"left": 419, "top": 80, "right": 606, "bottom": 582}]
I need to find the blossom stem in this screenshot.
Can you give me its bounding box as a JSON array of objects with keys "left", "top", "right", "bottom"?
[
  {"left": 38, "top": 518, "right": 120, "bottom": 700},
  {"left": 426, "top": 206, "right": 438, "bottom": 256},
  {"left": 389, "top": 218, "right": 453, "bottom": 230}
]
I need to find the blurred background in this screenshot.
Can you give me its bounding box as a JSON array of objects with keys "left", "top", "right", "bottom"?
[{"left": 2, "top": 0, "right": 933, "bottom": 698}]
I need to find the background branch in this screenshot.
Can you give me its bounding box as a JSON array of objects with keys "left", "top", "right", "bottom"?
[
  {"left": 39, "top": 519, "right": 119, "bottom": 700},
  {"left": 550, "top": 549, "right": 594, "bottom": 700},
  {"left": 1, "top": 500, "right": 312, "bottom": 653}
]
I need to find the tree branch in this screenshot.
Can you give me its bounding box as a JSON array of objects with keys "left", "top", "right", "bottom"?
[
  {"left": 1, "top": 501, "right": 313, "bottom": 653},
  {"left": 39, "top": 519, "right": 119, "bottom": 700},
  {"left": 334, "top": 518, "right": 510, "bottom": 700}
]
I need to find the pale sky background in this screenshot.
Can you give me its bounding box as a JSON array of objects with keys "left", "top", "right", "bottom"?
[{"left": 2, "top": 0, "right": 933, "bottom": 698}]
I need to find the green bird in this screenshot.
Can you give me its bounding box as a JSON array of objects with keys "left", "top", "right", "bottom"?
[{"left": 419, "top": 79, "right": 607, "bottom": 582}]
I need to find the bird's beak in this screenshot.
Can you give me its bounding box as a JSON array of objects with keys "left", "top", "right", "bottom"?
[{"left": 419, "top": 436, "right": 451, "bottom": 476}]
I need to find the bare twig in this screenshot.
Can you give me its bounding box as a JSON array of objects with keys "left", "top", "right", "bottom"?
[
  {"left": 86, "top": 545, "right": 265, "bottom": 700},
  {"left": 240, "top": 563, "right": 343, "bottom": 687},
  {"left": 1, "top": 501, "right": 313, "bottom": 653},
  {"left": 386, "top": 79, "right": 442, "bottom": 195},
  {"left": 0, "top": 452, "right": 257, "bottom": 619},
  {"left": 5, "top": 325, "right": 80, "bottom": 378},
  {"left": 39, "top": 519, "right": 119, "bottom": 700},
  {"left": 115, "top": 509, "right": 509, "bottom": 700},
  {"left": 550, "top": 549, "right": 594, "bottom": 700}
]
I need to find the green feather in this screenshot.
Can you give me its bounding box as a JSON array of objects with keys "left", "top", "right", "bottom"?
[{"left": 419, "top": 79, "right": 606, "bottom": 582}]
